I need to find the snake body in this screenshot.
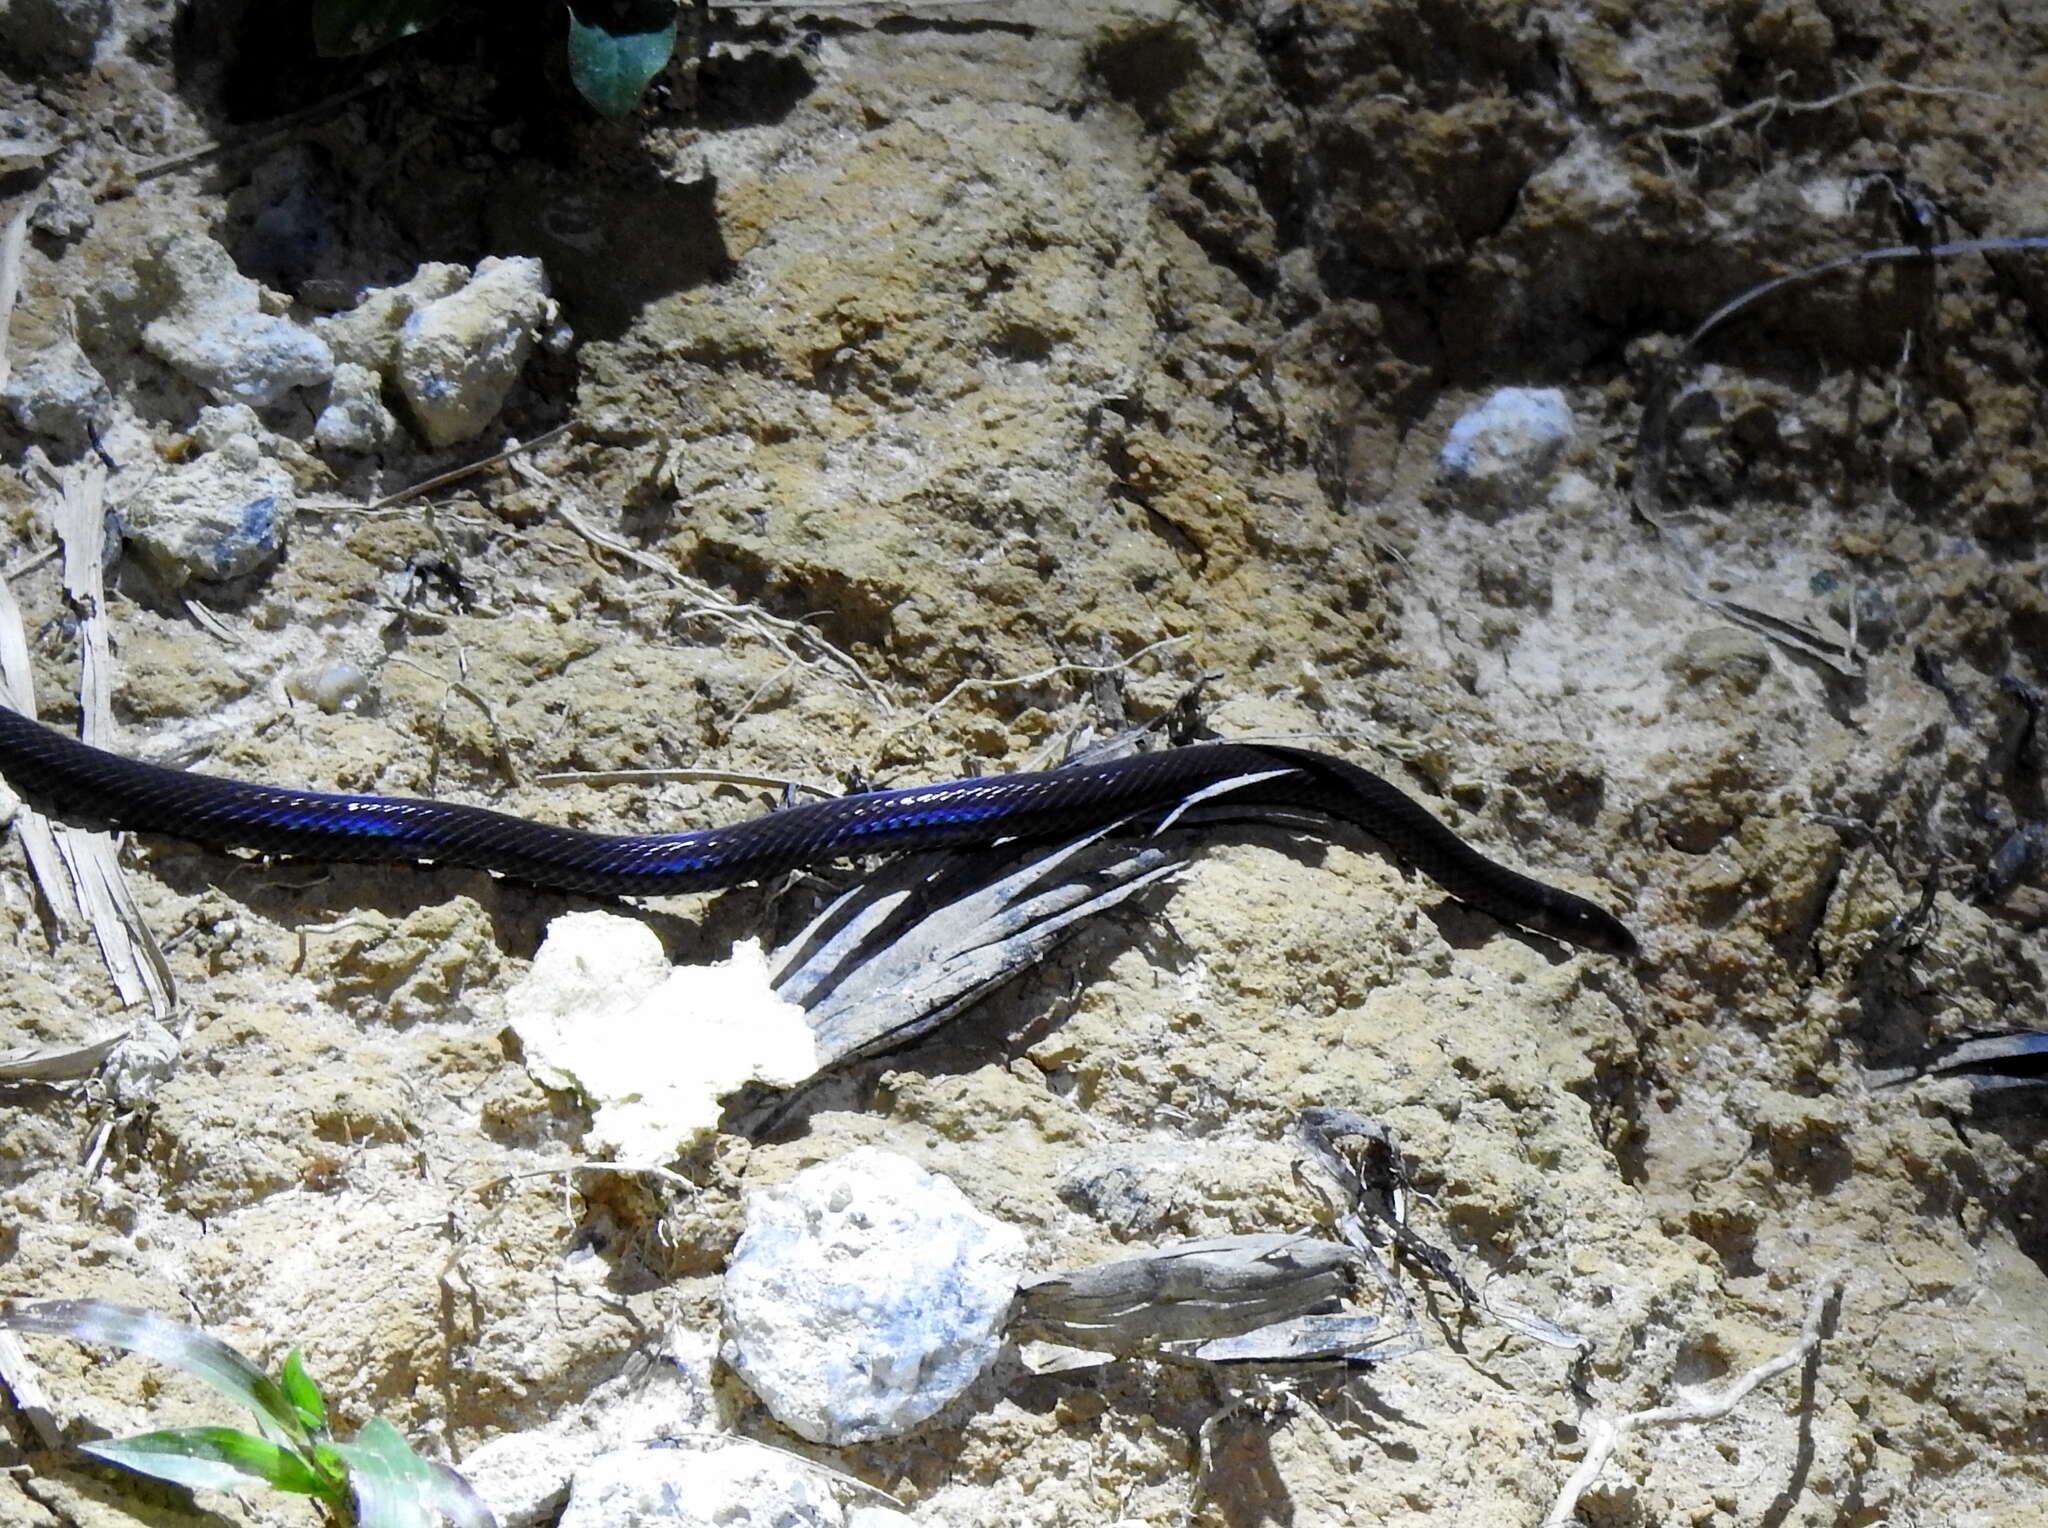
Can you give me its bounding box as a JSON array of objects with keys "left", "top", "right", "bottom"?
[{"left": 0, "top": 706, "right": 1637, "bottom": 956}]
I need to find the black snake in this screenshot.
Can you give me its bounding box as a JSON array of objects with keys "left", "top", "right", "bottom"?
[{"left": 0, "top": 706, "right": 1638, "bottom": 956}]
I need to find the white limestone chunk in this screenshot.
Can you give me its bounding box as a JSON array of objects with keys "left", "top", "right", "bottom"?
[
  {"left": 314, "top": 361, "right": 399, "bottom": 455},
  {"left": 137, "top": 234, "right": 333, "bottom": 406},
  {"left": 122, "top": 433, "right": 293, "bottom": 585},
  {"left": 314, "top": 262, "right": 469, "bottom": 372},
  {"left": 722, "top": 1147, "right": 1027, "bottom": 1444},
  {"left": 505, "top": 911, "right": 818, "bottom": 1161},
  {"left": 395, "top": 255, "right": 552, "bottom": 447},
  {"left": 3, "top": 335, "right": 109, "bottom": 444}
]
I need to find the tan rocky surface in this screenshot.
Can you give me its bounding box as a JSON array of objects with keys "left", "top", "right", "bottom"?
[{"left": 2, "top": 1, "right": 2048, "bottom": 1525}]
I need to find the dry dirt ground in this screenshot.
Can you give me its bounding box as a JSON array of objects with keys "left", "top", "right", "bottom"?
[{"left": 4, "top": 1, "right": 2048, "bottom": 1524}]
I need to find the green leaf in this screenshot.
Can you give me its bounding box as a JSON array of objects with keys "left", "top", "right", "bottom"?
[
  {"left": 0, "top": 1300, "right": 308, "bottom": 1447},
  {"left": 81, "top": 1426, "right": 336, "bottom": 1499},
  {"left": 332, "top": 1418, "right": 497, "bottom": 1528},
  {"left": 314, "top": 0, "right": 453, "bottom": 57},
  {"left": 566, "top": 7, "right": 678, "bottom": 117},
  {"left": 280, "top": 1348, "right": 329, "bottom": 1433}
]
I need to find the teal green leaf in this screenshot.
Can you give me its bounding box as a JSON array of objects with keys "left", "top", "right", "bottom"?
[
  {"left": 333, "top": 1418, "right": 497, "bottom": 1528},
  {"left": 280, "top": 1348, "right": 329, "bottom": 1433},
  {"left": 0, "top": 1300, "right": 307, "bottom": 1447},
  {"left": 566, "top": 8, "right": 678, "bottom": 117},
  {"left": 314, "top": 0, "right": 453, "bottom": 57},
  {"left": 82, "top": 1427, "right": 334, "bottom": 1498}
]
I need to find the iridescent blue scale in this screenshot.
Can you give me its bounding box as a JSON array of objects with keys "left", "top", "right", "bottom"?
[{"left": 0, "top": 704, "right": 1638, "bottom": 954}]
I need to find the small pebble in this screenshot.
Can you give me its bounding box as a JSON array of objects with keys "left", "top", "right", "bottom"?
[
  {"left": 285, "top": 662, "right": 372, "bottom": 715},
  {"left": 313, "top": 362, "right": 400, "bottom": 455},
  {"left": 29, "top": 174, "right": 95, "bottom": 242},
  {"left": 1439, "top": 386, "right": 1576, "bottom": 518}
]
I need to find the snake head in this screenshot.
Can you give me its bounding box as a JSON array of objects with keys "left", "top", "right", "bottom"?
[{"left": 1531, "top": 896, "right": 1641, "bottom": 959}]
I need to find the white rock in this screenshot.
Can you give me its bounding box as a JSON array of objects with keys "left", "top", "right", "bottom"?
[
  {"left": 1438, "top": 386, "right": 1576, "bottom": 517},
  {"left": 505, "top": 911, "right": 818, "bottom": 1162},
  {"left": 138, "top": 234, "right": 333, "bottom": 406},
  {"left": 3, "top": 335, "right": 109, "bottom": 444},
  {"left": 395, "top": 255, "right": 552, "bottom": 447},
  {"left": 722, "top": 1147, "right": 1027, "bottom": 1444},
  {"left": 461, "top": 1327, "right": 717, "bottom": 1528},
  {"left": 461, "top": 1431, "right": 584, "bottom": 1528},
  {"left": 847, "top": 1510, "right": 919, "bottom": 1528},
  {"left": 314, "top": 361, "right": 400, "bottom": 455},
  {"left": 188, "top": 403, "right": 265, "bottom": 453},
  {"left": 29, "top": 173, "right": 94, "bottom": 241},
  {"left": 558, "top": 1441, "right": 913, "bottom": 1528},
  {"left": 122, "top": 434, "right": 293, "bottom": 585},
  {"left": 315, "top": 263, "right": 470, "bottom": 373}
]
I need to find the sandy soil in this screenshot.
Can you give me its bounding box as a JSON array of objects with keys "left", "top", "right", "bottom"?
[{"left": 4, "top": 1, "right": 2048, "bottom": 1524}]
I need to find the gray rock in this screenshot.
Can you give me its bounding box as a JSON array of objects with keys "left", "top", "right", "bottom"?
[
  {"left": 137, "top": 233, "right": 333, "bottom": 407},
  {"left": 314, "top": 263, "right": 469, "bottom": 373},
  {"left": 721, "top": 1147, "right": 1026, "bottom": 1444},
  {"left": 314, "top": 362, "right": 399, "bottom": 455},
  {"left": 122, "top": 435, "right": 293, "bottom": 586},
  {"left": 558, "top": 1443, "right": 915, "bottom": 1528},
  {"left": 29, "top": 174, "right": 94, "bottom": 242},
  {"left": 395, "top": 256, "right": 551, "bottom": 448},
  {"left": 0, "top": 0, "right": 112, "bottom": 73},
  {"left": 1438, "top": 386, "right": 1576, "bottom": 517},
  {"left": 4, "top": 336, "right": 110, "bottom": 446}
]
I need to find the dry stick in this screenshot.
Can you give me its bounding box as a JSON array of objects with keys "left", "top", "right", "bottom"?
[
  {"left": 361, "top": 423, "right": 572, "bottom": 511},
  {"left": 293, "top": 428, "right": 571, "bottom": 521},
  {"left": 556, "top": 503, "right": 887, "bottom": 709},
  {"left": 126, "top": 72, "right": 390, "bottom": 185},
  {"left": 531, "top": 765, "right": 835, "bottom": 800},
  {"left": 45, "top": 463, "right": 176, "bottom": 1017},
  {"left": 1682, "top": 235, "right": 2048, "bottom": 356},
  {"left": 1636, "top": 234, "right": 2048, "bottom": 536},
  {"left": 914, "top": 634, "right": 1193, "bottom": 728},
  {"left": 310, "top": 430, "right": 890, "bottom": 709},
  {"left": 1541, "top": 1273, "right": 1844, "bottom": 1528}
]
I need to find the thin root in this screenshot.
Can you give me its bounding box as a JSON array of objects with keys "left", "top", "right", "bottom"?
[{"left": 1542, "top": 1272, "right": 1845, "bottom": 1527}]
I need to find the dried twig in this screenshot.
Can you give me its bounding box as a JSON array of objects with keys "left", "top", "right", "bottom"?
[
  {"left": 1654, "top": 74, "right": 1990, "bottom": 144},
  {"left": 7, "top": 463, "right": 176, "bottom": 1017},
  {"left": 368, "top": 423, "right": 572, "bottom": 510},
  {"left": 530, "top": 765, "right": 835, "bottom": 800},
  {"left": 1542, "top": 1273, "right": 1845, "bottom": 1527},
  {"left": 0, "top": 174, "right": 33, "bottom": 398},
  {"left": 125, "top": 73, "right": 390, "bottom": 184},
  {"left": 912, "top": 635, "right": 1191, "bottom": 729},
  {"left": 555, "top": 504, "right": 887, "bottom": 710}
]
